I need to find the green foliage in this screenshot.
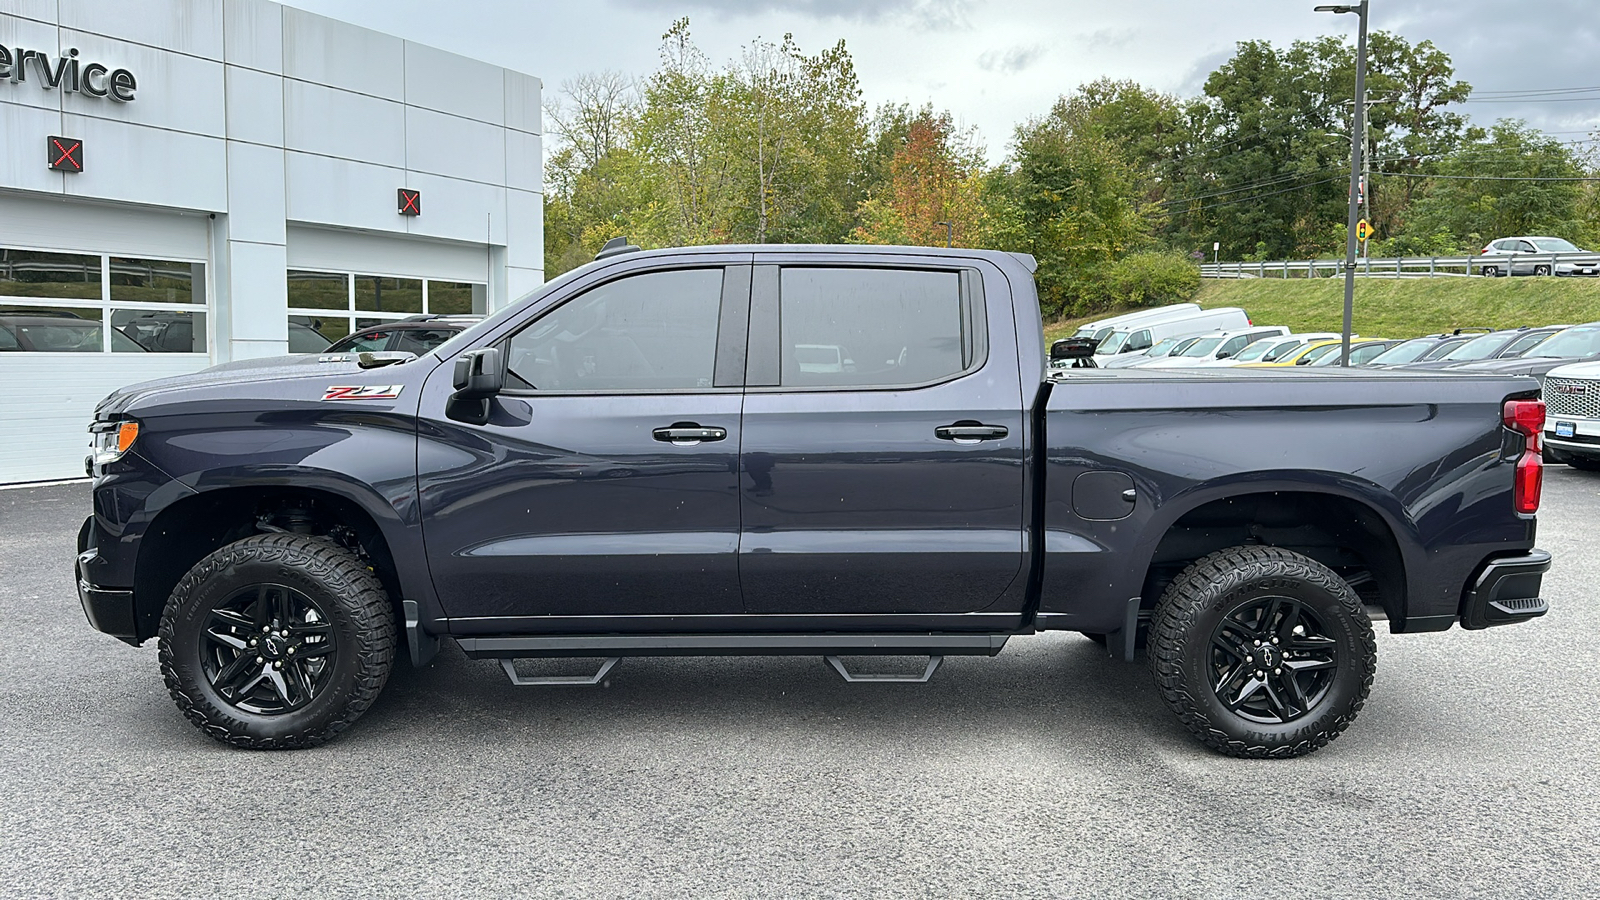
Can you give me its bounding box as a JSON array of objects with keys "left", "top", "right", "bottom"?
[
  {"left": 541, "top": 20, "right": 1600, "bottom": 290},
  {"left": 1398, "top": 121, "right": 1587, "bottom": 250},
  {"left": 1084, "top": 250, "right": 1203, "bottom": 311}
]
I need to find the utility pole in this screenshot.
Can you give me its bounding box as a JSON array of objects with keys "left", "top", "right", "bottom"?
[{"left": 1317, "top": 1, "right": 1368, "bottom": 367}]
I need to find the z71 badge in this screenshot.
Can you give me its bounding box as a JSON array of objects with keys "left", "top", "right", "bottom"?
[{"left": 322, "top": 385, "right": 404, "bottom": 401}]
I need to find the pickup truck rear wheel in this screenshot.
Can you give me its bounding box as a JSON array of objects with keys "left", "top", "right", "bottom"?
[
  {"left": 1148, "top": 546, "right": 1375, "bottom": 759},
  {"left": 157, "top": 534, "right": 396, "bottom": 749}
]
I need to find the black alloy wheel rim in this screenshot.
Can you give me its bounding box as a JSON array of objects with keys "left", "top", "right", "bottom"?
[
  {"left": 199, "top": 584, "right": 337, "bottom": 715},
  {"left": 1208, "top": 595, "right": 1339, "bottom": 724}
]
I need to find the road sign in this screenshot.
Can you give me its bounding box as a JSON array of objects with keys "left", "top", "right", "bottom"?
[{"left": 1356, "top": 219, "right": 1372, "bottom": 242}]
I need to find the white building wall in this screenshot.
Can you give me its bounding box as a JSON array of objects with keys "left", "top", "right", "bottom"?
[{"left": 0, "top": 0, "right": 542, "bottom": 482}]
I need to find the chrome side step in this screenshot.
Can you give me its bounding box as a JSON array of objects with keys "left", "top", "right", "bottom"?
[
  {"left": 824, "top": 655, "right": 943, "bottom": 683},
  {"left": 500, "top": 657, "right": 620, "bottom": 686}
]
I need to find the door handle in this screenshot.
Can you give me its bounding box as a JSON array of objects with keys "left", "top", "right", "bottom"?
[
  {"left": 653, "top": 423, "right": 727, "bottom": 445},
  {"left": 935, "top": 421, "right": 1009, "bottom": 443}
]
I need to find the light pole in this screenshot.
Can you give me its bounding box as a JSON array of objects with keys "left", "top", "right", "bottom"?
[
  {"left": 1317, "top": 1, "right": 1368, "bottom": 367},
  {"left": 934, "top": 221, "right": 954, "bottom": 248}
]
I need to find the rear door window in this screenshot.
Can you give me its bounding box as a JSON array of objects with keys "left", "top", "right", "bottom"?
[{"left": 775, "top": 267, "right": 982, "bottom": 388}]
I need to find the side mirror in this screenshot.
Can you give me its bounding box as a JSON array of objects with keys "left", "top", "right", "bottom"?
[
  {"left": 1217, "top": 350, "right": 1232, "bottom": 360},
  {"left": 1051, "top": 337, "right": 1098, "bottom": 362},
  {"left": 452, "top": 347, "right": 503, "bottom": 400}
]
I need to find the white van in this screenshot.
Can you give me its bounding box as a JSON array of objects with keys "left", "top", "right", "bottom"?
[
  {"left": 1072, "top": 303, "right": 1203, "bottom": 345},
  {"left": 1092, "top": 307, "right": 1253, "bottom": 361}
]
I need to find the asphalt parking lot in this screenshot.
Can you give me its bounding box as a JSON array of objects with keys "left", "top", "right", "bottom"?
[{"left": 3, "top": 475, "right": 1598, "bottom": 899}]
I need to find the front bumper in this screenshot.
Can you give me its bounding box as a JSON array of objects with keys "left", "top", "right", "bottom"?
[
  {"left": 76, "top": 516, "right": 140, "bottom": 646},
  {"left": 1459, "top": 549, "right": 1551, "bottom": 630}
]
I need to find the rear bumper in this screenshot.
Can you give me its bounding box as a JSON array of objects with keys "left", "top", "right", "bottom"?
[
  {"left": 1460, "top": 549, "right": 1552, "bottom": 630},
  {"left": 76, "top": 516, "right": 141, "bottom": 646}
]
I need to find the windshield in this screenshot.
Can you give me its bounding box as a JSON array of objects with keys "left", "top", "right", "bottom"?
[
  {"left": 429, "top": 264, "right": 598, "bottom": 360},
  {"left": 1073, "top": 326, "right": 1095, "bottom": 338},
  {"left": 1097, "top": 330, "right": 1130, "bottom": 354},
  {"left": 1500, "top": 331, "right": 1552, "bottom": 358},
  {"left": 1178, "top": 337, "right": 1224, "bottom": 358},
  {"left": 1442, "top": 332, "right": 1515, "bottom": 361},
  {"left": 1527, "top": 325, "right": 1600, "bottom": 358},
  {"left": 1232, "top": 339, "right": 1282, "bottom": 362},
  {"left": 1419, "top": 338, "right": 1470, "bottom": 360},
  {"left": 1298, "top": 343, "right": 1341, "bottom": 364},
  {"left": 1369, "top": 338, "right": 1437, "bottom": 365},
  {"left": 1145, "top": 337, "right": 1182, "bottom": 358},
  {"left": 1262, "top": 339, "right": 1306, "bottom": 362},
  {"left": 1533, "top": 238, "right": 1581, "bottom": 252}
]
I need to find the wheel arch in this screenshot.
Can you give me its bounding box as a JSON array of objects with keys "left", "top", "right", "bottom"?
[
  {"left": 1133, "top": 478, "right": 1418, "bottom": 629},
  {"left": 133, "top": 480, "right": 412, "bottom": 644}
]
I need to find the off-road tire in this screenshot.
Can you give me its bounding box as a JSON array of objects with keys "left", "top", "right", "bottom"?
[
  {"left": 158, "top": 534, "right": 396, "bottom": 749},
  {"left": 1148, "top": 546, "right": 1376, "bottom": 759}
]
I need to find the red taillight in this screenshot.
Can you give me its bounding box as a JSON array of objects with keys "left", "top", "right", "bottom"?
[{"left": 1504, "top": 399, "right": 1545, "bottom": 514}]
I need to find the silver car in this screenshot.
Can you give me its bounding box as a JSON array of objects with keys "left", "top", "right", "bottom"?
[{"left": 1479, "top": 236, "right": 1600, "bottom": 277}]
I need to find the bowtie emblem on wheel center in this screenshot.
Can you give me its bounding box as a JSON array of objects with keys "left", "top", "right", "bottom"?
[
  {"left": 261, "top": 636, "right": 286, "bottom": 659},
  {"left": 1256, "top": 645, "right": 1282, "bottom": 669}
]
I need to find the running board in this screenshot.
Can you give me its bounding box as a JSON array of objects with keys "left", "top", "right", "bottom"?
[
  {"left": 456, "top": 632, "right": 1010, "bottom": 659},
  {"left": 825, "top": 655, "right": 943, "bottom": 683},
  {"left": 501, "top": 657, "right": 620, "bottom": 686}
]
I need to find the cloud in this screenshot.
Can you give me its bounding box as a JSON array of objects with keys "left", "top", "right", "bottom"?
[
  {"left": 977, "top": 44, "right": 1047, "bottom": 74},
  {"left": 611, "top": 0, "right": 976, "bottom": 29}
]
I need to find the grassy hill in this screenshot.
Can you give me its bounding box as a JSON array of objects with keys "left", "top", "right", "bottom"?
[{"left": 1043, "top": 276, "right": 1600, "bottom": 343}]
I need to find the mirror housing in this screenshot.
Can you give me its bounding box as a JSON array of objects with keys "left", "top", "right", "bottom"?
[
  {"left": 452, "top": 347, "right": 503, "bottom": 400},
  {"left": 1050, "top": 337, "right": 1098, "bottom": 361}
]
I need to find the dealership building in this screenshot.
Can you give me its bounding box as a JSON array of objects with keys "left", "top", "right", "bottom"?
[{"left": 0, "top": 0, "right": 544, "bottom": 482}]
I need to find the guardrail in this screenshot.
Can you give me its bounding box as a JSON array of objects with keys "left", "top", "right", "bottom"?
[{"left": 1201, "top": 251, "right": 1600, "bottom": 279}]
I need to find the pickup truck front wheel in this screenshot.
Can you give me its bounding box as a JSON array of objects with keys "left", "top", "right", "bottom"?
[
  {"left": 157, "top": 534, "right": 396, "bottom": 749},
  {"left": 1149, "top": 546, "right": 1376, "bottom": 758}
]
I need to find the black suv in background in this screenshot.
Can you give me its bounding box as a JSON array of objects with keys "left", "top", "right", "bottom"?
[{"left": 323, "top": 315, "right": 480, "bottom": 355}]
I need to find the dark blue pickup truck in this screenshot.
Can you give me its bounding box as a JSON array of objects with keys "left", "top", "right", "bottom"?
[{"left": 77, "top": 243, "right": 1551, "bottom": 758}]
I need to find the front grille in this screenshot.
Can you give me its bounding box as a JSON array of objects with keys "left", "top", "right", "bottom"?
[{"left": 1543, "top": 377, "right": 1600, "bottom": 418}]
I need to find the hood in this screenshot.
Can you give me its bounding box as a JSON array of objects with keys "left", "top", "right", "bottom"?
[
  {"left": 1444, "top": 355, "right": 1592, "bottom": 379},
  {"left": 94, "top": 352, "right": 428, "bottom": 418},
  {"left": 1545, "top": 360, "right": 1600, "bottom": 380}
]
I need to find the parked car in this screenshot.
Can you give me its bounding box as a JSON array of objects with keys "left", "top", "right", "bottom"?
[
  {"left": 116, "top": 312, "right": 201, "bottom": 353},
  {"left": 1367, "top": 332, "right": 1481, "bottom": 367},
  {"left": 1097, "top": 335, "right": 1202, "bottom": 368},
  {"left": 1403, "top": 328, "right": 1552, "bottom": 371},
  {"left": 1139, "top": 326, "right": 1290, "bottom": 368},
  {"left": 1092, "top": 307, "right": 1252, "bottom": 361},
  {"left": 1542, "top": 359, "right": 1600, "bottom": 470},
  {"left": 324, "top": 315, "right": 482, "bottom": 356},
  {"left": 1070, "top": 303, "right": 1202, "bottom": 346},
  {"left": 1212, "top": 334, "right": 1313, "bottom": 366},
  {"left": 78, "top": 241, "right": 1551, "bottom": 760},
  {"left": 1240, "top": 338, "right": 1350, "bottom": 368},
  {"left": 1448, "top": 321, "right": 1600, "bottom": 382},
  {"left": 1479, "top": 237, "right": 1600, "bottom": 277},
  {"left": 0, "top": 312, "right": 146, "bottom": 352},
  {"left": 1305, "top": 339, "right": 1402, "bottom": 367}
]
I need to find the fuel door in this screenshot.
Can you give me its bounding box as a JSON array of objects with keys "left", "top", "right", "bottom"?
[{"left": 1072, "top": 471, "right": 1136, "bottom": 521}]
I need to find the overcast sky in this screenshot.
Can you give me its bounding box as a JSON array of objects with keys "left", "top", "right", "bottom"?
[{"left": 287, "top": 0, "right": 1600, "bottom": 162}]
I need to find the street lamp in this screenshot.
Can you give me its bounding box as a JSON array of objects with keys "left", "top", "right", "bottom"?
[
  {"left": 1316, "top": 0, "right": 1368, "bottom": 367},
  {"left": 934, "top": 221, "right": 954, "bottom": 248}
]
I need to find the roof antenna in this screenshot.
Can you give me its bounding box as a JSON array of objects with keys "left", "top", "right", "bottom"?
[{"left": 595, "top": 236, "right": 642, "bottom": 261}]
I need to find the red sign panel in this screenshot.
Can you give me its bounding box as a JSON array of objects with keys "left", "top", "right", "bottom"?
[{"left": 397, "top": 188, "right": 421, "bottom": 216}]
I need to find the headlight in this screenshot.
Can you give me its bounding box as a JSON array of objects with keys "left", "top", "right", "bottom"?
[{"left": 90, "top": 421, "right": 140, "bottom": 466}]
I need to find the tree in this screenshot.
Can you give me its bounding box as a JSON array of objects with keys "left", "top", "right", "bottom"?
[
  {"left": 1000, "top": 111, "right": 1162, "bottom": 316},
  {"left": 851, "top": 107, "right": 985, "bottom": 247},
  {"left": 1399, "top": 121, "right": 1587, "bottom": 250}
]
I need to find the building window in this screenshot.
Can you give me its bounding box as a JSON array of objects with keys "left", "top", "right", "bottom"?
[
  {"left": 0, "top": 246, "right": 207, "bottom": 353},
  {"left": 286, "top": 270, "right": 487, "bottom": 352}
]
